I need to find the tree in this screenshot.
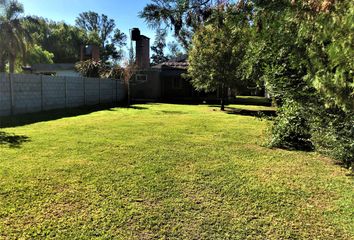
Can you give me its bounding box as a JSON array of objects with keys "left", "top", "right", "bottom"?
[
  {"left": 188, "top": 5, "right": 250, "bottom": 111},
  {"left": 22, "top": 16, "right": 88, "bottom": 63},
  {"left": 167, "top": 41, "right": 183, "bottom": 59},
  {"left": 139, "top": 0, "right": 232, "bottom": 48},
  {"left": 151, "top": 27, "right": 168, "bottom": 65},
  {"left": 0, "top": 0, "right": 30, "bottom": 73},
  {"left": 123, "top": 43, "right": 137, "bottom": 107},
  {"left": 23, "top": 44, "right": 54, "bottom": 65},
  {"left": 245, "top": 0, "right": 354, "bottom": 166},
  {"left": 75, "top": 11, "right": 127, "bottom": 63},
  {"left": 302, "top": 0, "right": 354, "bottom": 111}
]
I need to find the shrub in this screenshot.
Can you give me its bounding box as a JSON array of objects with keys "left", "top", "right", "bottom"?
[
  {"left": 75, "top": 60, "right": 104, "bottom": 78},
  {"left": 311, "top": 107, "right": 354, "bottom": 168},
  {"left": 269, "top": 100, "right": 314, "bottom": 151}
]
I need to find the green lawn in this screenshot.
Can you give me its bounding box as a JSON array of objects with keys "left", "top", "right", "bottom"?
[{"left": 0, "top": 104, "right": 353, "bottom": 239}]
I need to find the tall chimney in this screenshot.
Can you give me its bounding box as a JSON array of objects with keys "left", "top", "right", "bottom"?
[{"left": 136, "top": 35, "right": 150, "bottom": 69}]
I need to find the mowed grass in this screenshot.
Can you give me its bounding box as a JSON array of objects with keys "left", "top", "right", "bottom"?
[{"left": 0, "top": 104, "right": 353, "bottom": 239}]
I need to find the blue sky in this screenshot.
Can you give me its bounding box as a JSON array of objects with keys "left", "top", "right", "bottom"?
[{"left": 20, "top": 0, "right": 176, "bottom": 56}]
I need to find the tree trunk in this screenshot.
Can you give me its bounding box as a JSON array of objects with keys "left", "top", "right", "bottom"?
[
  {"left": 221, "top": 98, "right": 225, "bottom": 111},
  {"left": 220, "top": 83, "right": 226, "bottom": 111},
  {"left": 9, "top": 55, "right": 16, "bottom": 73}
]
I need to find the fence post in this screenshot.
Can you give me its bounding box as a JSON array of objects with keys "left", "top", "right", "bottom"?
[
  {"left": 9, "top": 73, "right": 14, "bottom": 115},
  {"left": 98, "top": 78, "right": 101, "bottom": 105},
  {"left": 65, "top": 77, "right": 68, "bottom": 109},
  {"left": 83, "top": 77, "right": 87, "bottom": 106},
  {"left": 112, "top": 79, "right": 115, "bottom": 104},
  {"left": 116, "top": 79, "right": 118, "bottom": 104},
  {"left": 40, "top": 75, "right": 44, "bottom": 111}
]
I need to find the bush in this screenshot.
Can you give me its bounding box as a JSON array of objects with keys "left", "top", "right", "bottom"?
[
  {"left": 269, "top": 100, "right": 313, "bottom": 151},
  {"left": 100, "top": 65, "right": 124, "bottom": 79},
  {"left": 75, "top": 60, "right": 104, "bottom": 78},
  {"left": 75, "top": 60, "right": 123, "bottom": 79},
  {"left": 311, "top": 108, "right": 354, "bottom": 168}
]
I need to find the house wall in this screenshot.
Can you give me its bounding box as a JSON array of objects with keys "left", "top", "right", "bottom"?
[
  {"left": 131, "top": 69, "right": 161, "bottom": 100},
  {"left": 0, "top": 73, "right": 126, "bottom": 116}
]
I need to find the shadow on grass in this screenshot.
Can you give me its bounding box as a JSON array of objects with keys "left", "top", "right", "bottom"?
[
  {"left": 0, "top": 131, "right": 30, "bottom": 148},
  {"left": 209, "top": 105, "right": 277, "bottom": 117},
  {"left": 128, "top": 106, "right": 149, "bottom": 110},
  {"left": 233, "top": 97, "right": 272, "bottom": 106},
  {"left": 225, "top": 107, "right": 277, "bottom": 117},
  {"left": 0, "top": 104, "right": 124, "bottom": 128}
]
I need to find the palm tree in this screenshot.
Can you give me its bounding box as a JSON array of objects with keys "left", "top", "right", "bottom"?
[{"left": 0, "top": 0, "right": 29, "bottom": 73}]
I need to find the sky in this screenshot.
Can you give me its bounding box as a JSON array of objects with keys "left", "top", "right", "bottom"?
[{"left": 20, "top": 0, "right": 175, "bottom": 55}]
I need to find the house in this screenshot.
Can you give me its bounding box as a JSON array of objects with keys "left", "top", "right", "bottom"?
[
  {"left": 151, "top": 55, "right": 220, "bottom": 102},
  {"left": 130, "top": 28, "right": 221, "bottom": 102}
]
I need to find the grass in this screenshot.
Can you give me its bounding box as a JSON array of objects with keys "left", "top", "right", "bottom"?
[{"left": 0, "top": 103, "right": 353, "bottom": 239}]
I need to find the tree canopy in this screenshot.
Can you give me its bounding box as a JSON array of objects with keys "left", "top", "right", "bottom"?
[
  {"left": 76, "top": 11, "right": 127, "bottom": 63},
  {"left": 139, "top": 0, "right": 235, "bottom": 48},
  {"left": 151, "top": 27, "right": 169, "bottom": 65},
  {"left": 0, "top": 0, "right": 29, "bottom": 72}
]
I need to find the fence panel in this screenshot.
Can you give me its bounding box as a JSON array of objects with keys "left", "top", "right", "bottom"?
[
  {"left": 12, "top": 74, "right": 42, "bottom": 115},
  {"left": 67, "top": 76, "right": 85, "bottom": 108},
  {"left": 85, "top": 77, "right": 100, "bottom": 105},
  {"left": 43, "top": 75, "right": 66, "bottom": 111},
  {"left": 0, "top": 73, "right": 11, "bottom": 116},
  {"left": 0, "top": 74, "right": 125, "bottom": 117}
]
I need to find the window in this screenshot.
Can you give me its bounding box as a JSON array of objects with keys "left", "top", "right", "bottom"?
[{"left": 135, "top": 74, "right": 147, "bottom": 82}]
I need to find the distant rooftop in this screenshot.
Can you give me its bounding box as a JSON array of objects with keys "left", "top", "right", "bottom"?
[
  {"left": 153, "top": 55, "right": 188, "bottom": 70},
  {"left": 31, "top": 64, "right": 76, "bottom": 72}
]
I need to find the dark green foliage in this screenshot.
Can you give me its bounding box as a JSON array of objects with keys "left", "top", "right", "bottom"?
[
  {"left": 21, "top": 12, "right": 127, "bottom": 64},
  {"left": 0, "top": 0, "right": 30, "bottom": 72},
  {"left": 22, "top": 16, "right": 88, "bottom": 63},
  {"left": 269, "top": 100, "right": 313, "bottom": 151},
  {"left": 312, "top": 107, "right": 354, "bottom": 168},
  {"left": 139, "top": 0, "right": 233, "bottom": 48}
]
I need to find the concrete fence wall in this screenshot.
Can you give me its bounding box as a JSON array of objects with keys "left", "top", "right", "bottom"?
[{"left": 0, "top": 73, "right": 126, "bottom": 116}]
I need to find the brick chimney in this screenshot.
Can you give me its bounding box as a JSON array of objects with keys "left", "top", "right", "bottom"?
[
  {"left": 131, "top": 28, "right": 150, "bottom": 69},
  {"left": 136, "top": 35, "right": 150, "bottom": 69},
  {"left": 80, "top": 45, "right": 100, "bottom": 62}
]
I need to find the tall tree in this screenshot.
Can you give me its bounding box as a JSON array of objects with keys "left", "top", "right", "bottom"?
[
  {"left": 151, "top": 27, "right": 168, "bottom": 65},
  {"left": 22, "top": 16, "right": 89, "bottom": 63},
  {"left": 246, "top": 0, "right": 354, "bottom": 166},
  {"left": 188, "top": 5, "right": 250, "bottom": 110},
  {"left": 0, "top": 0, "right": 30, "bottom": 72},
  {"left": 139, "top": 0, "right": 232, "bottom": 48},
  {"left": 75, "top": 11, "right": 127, "bottom": 63},
  {"left": 167, "top": 41, "right": 183, "bottom": 59}
]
